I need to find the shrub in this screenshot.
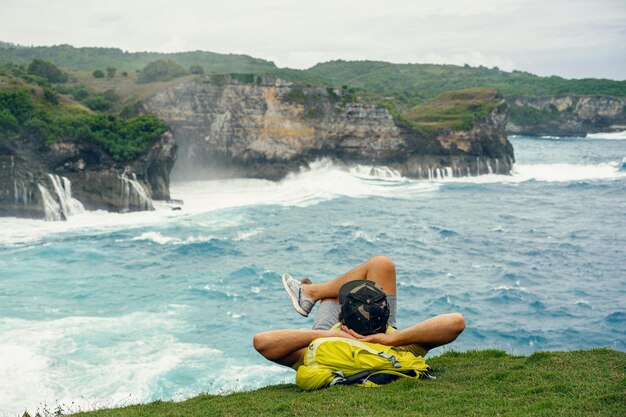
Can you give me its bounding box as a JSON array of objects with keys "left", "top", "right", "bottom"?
[
  {"left": 189, "top": 64, "right": 205, "bottom": 75},
  {"left": 0, "top": 89, "right": 35, "bottom": 124},
  {"left": 81, "top": 89, "right": 118, "bottom": 111},
  {"left": 92, "top": 69, "right": 105, "bottom": 78},
  {"left": 27, "top": 59, "right": 68, "bottom": 83},
  {"left": 106, "top": 67, "right": 117, "bottom": 78},
  {"left": 231, "top": 73, "right": 255, "bottom": 84},
  {"left": 43, "top": 88, "right": 59, "bottom": 104},
  {"left": 137, "top": 60, "right": 188, "bottom": 83}
]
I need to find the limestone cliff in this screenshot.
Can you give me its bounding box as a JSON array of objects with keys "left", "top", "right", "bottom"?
[
  {"left": 507, "top": 95, "right": 626, "bottom": 136},
  {"left": 143, "top": 76, "right": 514, "bottom": 180}
]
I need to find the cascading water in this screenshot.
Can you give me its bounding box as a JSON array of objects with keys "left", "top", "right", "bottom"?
[
  {"left": 119, "top": 170, "right": 154, "bottom": 212},
  {"left": 47, "top": 174, "right": 84, "bottom": 217},
  {"left": 37, "top": 174, "right": 84, "bottom": 221}
]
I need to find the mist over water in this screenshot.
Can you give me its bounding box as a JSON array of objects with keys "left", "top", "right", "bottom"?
[{"left": 0, "top": 135, "right": 625, "bottom": 414}]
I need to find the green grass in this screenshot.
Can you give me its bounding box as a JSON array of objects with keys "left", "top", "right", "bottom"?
[
  {"left": 70, "top": 349, "right": 625, "bottom": 417},
  {"left": 401, "top": 87, "right": 502, "bottom": 135}
]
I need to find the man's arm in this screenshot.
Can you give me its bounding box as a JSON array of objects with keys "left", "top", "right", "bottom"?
[
  {"left": 253, "top": 328, "right": 355, "bottom": 367},
  {"left": 345, "top": 312, "right": 465, "bottom": 350}
]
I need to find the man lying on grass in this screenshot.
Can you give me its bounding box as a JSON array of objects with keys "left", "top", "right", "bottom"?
[{"left": 253, "top": 256, "right": 466, "bottom": 385}]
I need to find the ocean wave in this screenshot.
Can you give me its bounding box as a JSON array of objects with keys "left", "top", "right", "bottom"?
[
  {"left": 170, "top": 158, "right": 438, "bottom": 213},
  {"left": 0, "top": 313, "right": 221, "bottom": 415},
  {"left": 586, "top": 130, "right": 626, "bottom": 140},
  {"left": 131, "top": 231, "right": 219, "bottom": 245},
  {"left": 1, "top": 155, "right": 622, "bottom": 247},
  {"left": 438, "top": 161, "right": 626, "bottom": 184}
]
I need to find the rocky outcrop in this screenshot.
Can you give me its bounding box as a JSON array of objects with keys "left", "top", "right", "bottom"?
[
  {"left": 0, "top": 131, "right": 176, "bottom": 220},
  {"left": 507, "top": 95, "right": 626, "bottom": 136},
  {"left": 143, "top": 76, "right": 514, "bottom": 180}
]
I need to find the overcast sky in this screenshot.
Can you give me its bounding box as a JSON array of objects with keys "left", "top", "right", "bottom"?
[{"left": 1, "top": 0, "right": 625, "bottom": 80}]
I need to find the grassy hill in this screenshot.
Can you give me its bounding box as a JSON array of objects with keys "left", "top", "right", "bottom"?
[
  {"left": 0, "top": 44, "right": 277, "bottom": 75},
  {"left": 2, "top": 44, "right": 625, "bottom": 105},
  {"left": 58, "top": 349, "right": 626, "bottom": 417},
  {"left": 3, "top": 43, "right": 625, "bottom": 137},
  {"left": 306, "top": 60, "right": 626, "bottom": 103}
]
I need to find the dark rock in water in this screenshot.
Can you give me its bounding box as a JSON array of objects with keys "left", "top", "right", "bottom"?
[
  {"left": 143, "top": 76, "right": 514, "bottom": 181},
  {"left": 0, "top": 131, "right": 177, "bottom": 220}
]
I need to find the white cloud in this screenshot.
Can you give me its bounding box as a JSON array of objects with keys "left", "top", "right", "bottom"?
[{"left": 0, "top": 0, "right": 624, "bottom": 79}]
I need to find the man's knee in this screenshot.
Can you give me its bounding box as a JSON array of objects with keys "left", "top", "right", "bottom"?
[
  {"left": 367, "top": 255, "right": 396, "bottom": 274},
  {"left": 253, "top": 333, "right": 268, "bottom": 356},
  {"left": 449, "top": 312, "right": 466, "bottom": 335}
]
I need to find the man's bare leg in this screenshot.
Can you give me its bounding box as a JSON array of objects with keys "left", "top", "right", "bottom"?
[{"left": 303, "top": 255, "right": 397, "bottom": 302}]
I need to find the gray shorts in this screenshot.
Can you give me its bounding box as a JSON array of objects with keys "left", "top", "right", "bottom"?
[{"left": 312, "top": 294, "right": 397, "bottom": 330}]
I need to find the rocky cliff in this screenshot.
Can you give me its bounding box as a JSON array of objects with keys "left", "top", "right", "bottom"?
[
  {"left": 143, "top": 76, "right": 514, "bottom": 181},
  {"left": 507, "top": 95, "right": 626, "bottom": 136},
  {"left": 0, "top": 131, "right": 176, "bottom": 220}
]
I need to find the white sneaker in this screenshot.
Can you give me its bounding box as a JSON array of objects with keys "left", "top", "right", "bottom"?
[{"left": 282, "top": 273, "right": 315, "bottom": 317}]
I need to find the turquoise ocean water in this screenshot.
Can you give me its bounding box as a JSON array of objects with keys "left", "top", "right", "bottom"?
[{"left": 0, "top": 135, "right": 625, "bottom": 414}]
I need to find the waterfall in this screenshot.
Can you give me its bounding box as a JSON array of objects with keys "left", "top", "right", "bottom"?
[
  {"left": 37, "top": 174, "right": 84, "bottom": 221},
  {"left": 47, "top": 174, "right": 84, "bottom": 217},
  {"left": 353, "top": 165, "right": 402, "bottom": 179},
  {"left": 120, "top": 171, "right": 154, "bottom": 212},
  {"left": 487, "top": 161, "right": 493, "bottom": 174},
  {"left": 37, "top": 183, "right": 63, "bottom": 221},
  {"left": 14, "top": 180, "right": 30, "bottom": 207}
]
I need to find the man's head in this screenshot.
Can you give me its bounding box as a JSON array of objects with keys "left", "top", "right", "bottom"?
[{"left": 339, "top": 280, "right": 389, "bottom": 335}]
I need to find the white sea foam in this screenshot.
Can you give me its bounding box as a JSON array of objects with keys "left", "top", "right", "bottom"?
[
  {"left": 1, "top": 157, "right": 623, "bottom": 247},
  {"left": 131, "top": 231, "right": 218, "bottom": 245},
  {"left": 1, "top": 159, "right": 440, "bottom": 246},
  {"left": 352, "top": 230, "right": 376, "bottom": 243},
  {"left": 438, "top": 161, "right": 626, "bottom": 184},
  {"left": 0, "top": 313, "right": 221, "bottom": 415},
  {"left": 170, "top": 159, "right": 437, "bottom": 214},
  {"left": 586, "top": 130, "right": 626, "bottom": 140},
  {"left": 234, "top": 229, "right": 262, "bottom": 241}
]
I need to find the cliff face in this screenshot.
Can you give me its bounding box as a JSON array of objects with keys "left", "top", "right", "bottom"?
[
  {"left": 507, "top": 95, "right": 626, "bottom": 136},
  {"left": 143, "top": 76, "right": 514, "bottom": 180},
  {"left": 0, "top": 132, "right": 176, "bottom": 220}
]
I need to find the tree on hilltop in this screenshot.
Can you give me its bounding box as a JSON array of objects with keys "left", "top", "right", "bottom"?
[
  {"left": 27, "top": 59, "right": 68, "bottom": 83},
  {"left": 189, "top": 64, "right": 205, "bottom": 75},
  {"left": 137, "top": 60, "right": 188, "bottom": 83}
]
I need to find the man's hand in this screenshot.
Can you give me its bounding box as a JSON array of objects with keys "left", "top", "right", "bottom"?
[
  {"left": 340, "top": 325, "right": 391, "bottom": 345},
  {"left": 329, "top": 328, "right": 357, "bottom": 340}
]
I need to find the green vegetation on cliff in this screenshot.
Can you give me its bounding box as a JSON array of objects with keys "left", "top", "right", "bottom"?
[
  {"left": 0, "top": 69, "right": 166, "bottom": 162},
  {"left": 64, "top": 349, "right": 624, "bottom": 417},
  {"left": 0, "top": 44, "right": 276, "bottom": 74},
  {"left": 2, "top": 44, "right": 624, "bottom": 104},
  {"left": 395, "top": 87, "right": 501, "bottom": 134},
  {"left": 306, "top": 60, "right": 626, "bottom": 102},
  {"left": 2, "top": 44, "right": 625, "bottom": 137}
]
